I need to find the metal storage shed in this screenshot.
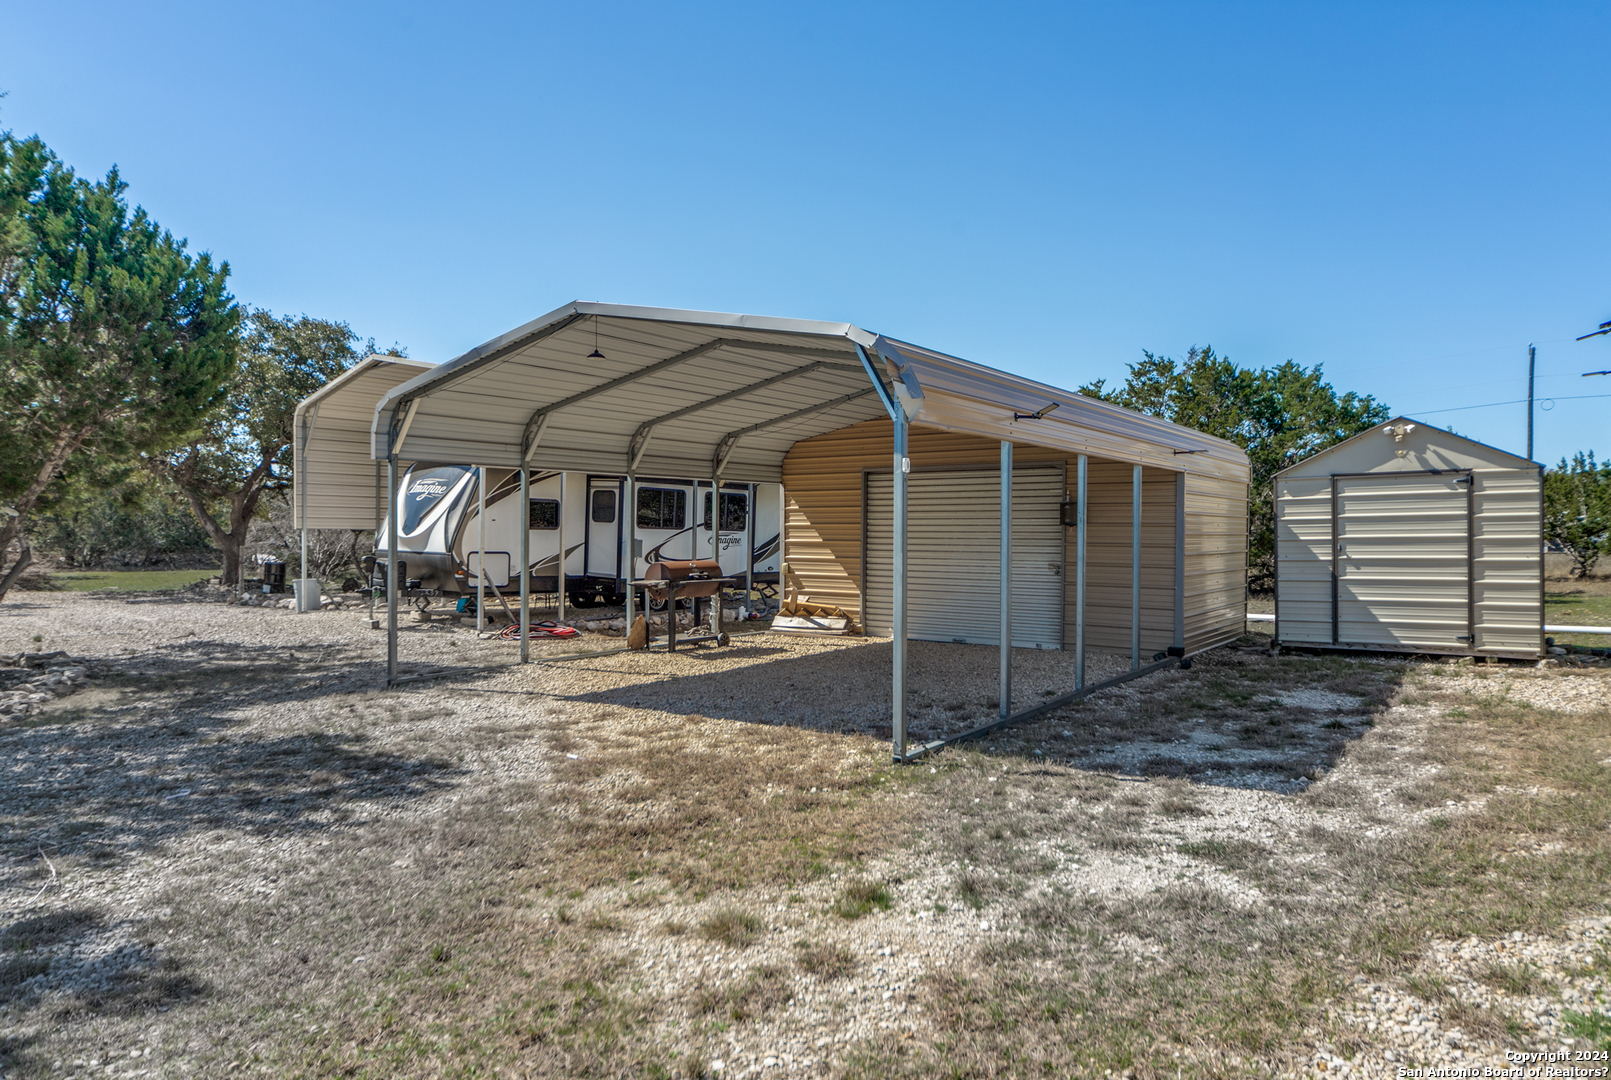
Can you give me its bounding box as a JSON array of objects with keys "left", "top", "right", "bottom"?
[
  {"left": 365, "top": 302, "right": 1251, "bottom": 759},
  {"left": 1273, "top": 418, "right": 1543, "bottom": 658}
]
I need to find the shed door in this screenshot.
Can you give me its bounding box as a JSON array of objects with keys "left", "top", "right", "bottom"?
[
  {"left": 1334, "top": 472, "right": 1471, "bottom": 649},
  {"left": 864, "top": 467, "right": 1064, "bottom": 649}
]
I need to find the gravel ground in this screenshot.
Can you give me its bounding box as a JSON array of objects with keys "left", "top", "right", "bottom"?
[
  {"left": 2, "top": 592, "right": 1607, "bottom": 1078},
  {"left": 1311, "top": 916, "right": 1611, "bottom": 1076}
]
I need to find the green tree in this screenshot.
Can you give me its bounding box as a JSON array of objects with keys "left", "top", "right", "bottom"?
[
  {"left": 27, "top": 466, "right": 215, "bottom": 569},
  {"left": 152, "top": 310, "right": 389, "bottom": 585},
  {"left": 0, "top": 131, "right": 238, "bottom": 600},
  {"left": 1081, "top": 346, "right": 1389, "bottom": 589},
  {"left": 1544, "top": 451, "right": 1610, "bottom": 578}
]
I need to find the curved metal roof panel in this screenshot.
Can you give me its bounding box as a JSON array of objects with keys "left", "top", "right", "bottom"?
[{"left": 369, "top": 302, "right": 1248, "bottom": 485}]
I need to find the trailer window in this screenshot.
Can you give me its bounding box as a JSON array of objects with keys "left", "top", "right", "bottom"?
[
  {"left": 528, "top": 499, "right": 559, "bottom": 530},
  {"left": 637, "top": 487, "right": 686, "bottom": 530},
  {"left": 401, "top": 466, "right": 471, "bottom": 534},
  {"left": 590, "top": 489, "right": 616, "bottom": 523},
  {"left": 702, "top": 491, "right": 749, "bottom": 531}
]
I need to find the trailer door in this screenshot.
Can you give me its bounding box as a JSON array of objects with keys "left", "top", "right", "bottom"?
[
  {"left": 703, "top": 487, "right": 750, "bottom": 577},
  {"left": 585, "top": 479, "right": 622, "bottom": 579}
]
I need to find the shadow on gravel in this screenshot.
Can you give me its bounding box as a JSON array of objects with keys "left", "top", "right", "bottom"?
[
  {"left": 0, "top": 639, "right": 467, "bottom": 881},
  {"left": 0, "top": 717, "right": 463, "bottom": 884},
  {"left": 0, "top": 904, "right": 208, "bottom": 1072},
  {"left": 550, "top": 635, "right": 1408, "bottom": 794}
]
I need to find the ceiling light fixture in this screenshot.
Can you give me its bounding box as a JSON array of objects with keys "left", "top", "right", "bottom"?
[{"left": 587, "top": 317, "right": 606, "bottom": 360}]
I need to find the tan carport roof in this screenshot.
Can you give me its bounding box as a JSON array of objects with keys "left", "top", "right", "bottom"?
[
  {"left": 368, "top": 302, "right": 1247, "bottom": 482},
  {"left": 294, "top": 354, "right": 435, "bottom": 530}
]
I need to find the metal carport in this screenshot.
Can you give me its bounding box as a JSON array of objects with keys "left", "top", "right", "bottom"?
[
  {"left": 366, "top": 302, "right": 1250, "bottom": 760},
  {"left": 292, "top": 354, "right": 435, "bottom": 610}
]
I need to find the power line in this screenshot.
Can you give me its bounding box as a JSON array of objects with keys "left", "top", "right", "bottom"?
[{"left": 1410, "top": 392, "right": 1611, "bottom": 417}]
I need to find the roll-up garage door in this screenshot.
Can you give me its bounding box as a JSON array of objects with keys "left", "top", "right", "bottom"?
[{"left": 864, "top": 466, "right": 1065, "bottom": 649}]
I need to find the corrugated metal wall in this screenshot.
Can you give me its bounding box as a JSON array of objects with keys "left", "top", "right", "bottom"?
[
  {"left": 1184, "top": 472, "right": 1250, "bottom": 654},
  {"left": 1067, "top": 462, "right": 1177, "bottom": 654},
  {"left": 780, "top": 418, "right": 1250, "bottom": 657},
  {"left": 864, "top": 467, "right": 1065, "bottom": 648},
  {"left": 1274, "top": 475, "right": 1332, "bottom": 644},
  {"left": 1472, "top": 471, "right": 1544, "bottom": 654},
  {"left": 780, "top": 420, "right": 1071, "bottom": 623},
  {"left": 1275, "top": 466, "right": 1541, "bottom": 657}
]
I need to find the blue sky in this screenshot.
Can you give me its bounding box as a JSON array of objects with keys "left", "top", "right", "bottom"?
[{"left": 3, "top": 1, "right": 1608, "bottom": 464}]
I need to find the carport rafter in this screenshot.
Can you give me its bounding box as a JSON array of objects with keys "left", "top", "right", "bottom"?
[
  {"left": 520, "top": 335, "right": 866, "bottom": 464},
  {"left": 711, "top": 387, "right": 877, "bottom": 478},
  {"left": 521, "top": 337, "right": 728, "bottom": 462},
  {"left": 627, "top": 359, "right": 865, "bottom": 470}
]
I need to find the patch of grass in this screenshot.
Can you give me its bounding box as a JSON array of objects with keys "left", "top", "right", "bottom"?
[
  {"left": 39, "top": 568, "right": 219, "bottom": 592},
  {"left": 1546, "top": 581, "right": 1611, "bottom": 648},
  {"left": 1563, "top": 1009, "right": 1611, "bottom": 1051},
  {"left": 539, "top": 713, "right": 906, "bottom": 893},
  {"left": 691, "top": 964, "right": 791, "bottom": 1021},
  {"left": 831, "top": 880, "right": 893, "bottom": 920},
  {"left": 699, "top": 906, "right": 763, "bottom": 947},
  {"left": 1175, "top": 838, "right": 1270, "bottom": 871},
  {"left": 1475, "top": 960, "right": 1542, "bottom": 996},
  {"left": 1157, "top": 796, "right": 1204, "bottom": 817},
  {"left": 794, "top": 941, "right": 857, "bottom": 979}
]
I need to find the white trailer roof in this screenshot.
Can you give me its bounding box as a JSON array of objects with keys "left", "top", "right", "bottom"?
[
  {"left": 294, "top": 354, "right": 436, "bottom": 529},
  {"left": 367, "top": 302, "right": 1248, "bottom": 484}
]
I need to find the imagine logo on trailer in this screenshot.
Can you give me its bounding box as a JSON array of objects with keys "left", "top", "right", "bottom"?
[{"left": 410, "top": 479, "right": 452, "bottom": 501}]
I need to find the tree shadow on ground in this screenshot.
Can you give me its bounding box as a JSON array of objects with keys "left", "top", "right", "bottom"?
[{"left": 0, "top": 636, "right": 468, "bottom": 1063}]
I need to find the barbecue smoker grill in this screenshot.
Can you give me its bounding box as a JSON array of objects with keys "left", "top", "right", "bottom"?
[{"left": 634, "top": 559, "right": 734, "bottom": 652}]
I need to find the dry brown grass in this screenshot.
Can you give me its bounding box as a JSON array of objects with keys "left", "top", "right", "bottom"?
[
  {"left": 698, "top": 906, "right": 763, "bottom": 947},
  {"left": 794, "top": 940, "right": 857, "bottom": 979},
  {"left": 841, "top": 658, "right": 1611, "bottom": 1078},
  {"left": 537, "top": 708, "right": 903, "bottom": 893},
  {"left": 690, "top": 963, "right": 791, "bottom": 1021}
]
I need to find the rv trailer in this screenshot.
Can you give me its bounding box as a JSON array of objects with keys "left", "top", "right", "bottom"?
[{"left": 373, "top": 465, "right": 780, "bottom": 608}]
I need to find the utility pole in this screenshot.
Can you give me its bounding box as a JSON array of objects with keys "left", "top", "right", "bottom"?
[{"left": 1527, "top": 343, "right": 1535, "bottom": 461}]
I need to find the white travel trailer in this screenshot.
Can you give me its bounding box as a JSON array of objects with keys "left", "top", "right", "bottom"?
[{"left": 375, "top": 465, "right": 781, "bottom": 608}]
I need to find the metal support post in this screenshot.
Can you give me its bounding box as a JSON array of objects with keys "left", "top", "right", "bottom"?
[
  {"left": 519, "top": 466, "right": 530, "bottom": 664},
  {"left": 297, "top": 406, "right": 317, "bottom": 614},
  {"left": 557, "top": 472, "right": 566, "bottom": 624},
  {"left": 710, "top": 477, "right": 721, "bottom": 638},
  {"left": 386, "top": 455, "right": 399, "bottom": 687},
  {"left": 476, "top": 466, "right": 486, "bottom": 633},
  {"left": 892, "top": 412, "right": 909, "bottom": 759},
  {"left": 624, "top": 472, "right": 636, "bottom": 634},
  {"left": 999, "top": 440, "right": 1012, "bottom": 719},
  {"left": 778, "top": 482, "right": 787, "bottom": 609},
  {"left": 1174, "top": 471, "right": 1186, "bottom": 653},
  {"left": 1075, "top": 454, "right": 1087, "bottom": 690},
  {"left": 1132, "top": 463, "right": 1142, "bottom": 670},
  {"left": 745, "top": 482, "right": 755, "bottom": 612}
]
